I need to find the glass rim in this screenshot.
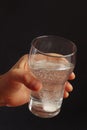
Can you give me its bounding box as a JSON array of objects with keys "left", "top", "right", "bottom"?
[{"left": 31, "top": 35, "right": 77, "bottom": 58}]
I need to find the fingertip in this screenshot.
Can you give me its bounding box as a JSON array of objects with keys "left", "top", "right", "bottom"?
[
  {"left": 69, "top": 72, "right": 75, "bottom": 80},
  {"left": 64, "top": 91, "right": 69, "bottom": 98},
  {"left": 65, "top": 82, "right": 73, "bottom": 92},
  {"left": 28, "top": 79, "right": 42, "bottom": 91}
]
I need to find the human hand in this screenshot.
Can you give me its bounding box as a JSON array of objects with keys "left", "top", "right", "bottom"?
[
  {"left": 0, "top": 55, "right": 42, "bottom": 106},
  {"left": 0, "top": 54, "right": 75, "bottom": 107}
]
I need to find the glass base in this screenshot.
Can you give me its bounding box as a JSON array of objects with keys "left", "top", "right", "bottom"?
[
  {"left": 28, "top": 99, "right": 61, "bottom": 118},
  {"left": 29, "top": 107, "right": 60, "bottom": 118}
]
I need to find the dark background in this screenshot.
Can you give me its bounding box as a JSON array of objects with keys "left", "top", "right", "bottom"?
[{"left": 0, "top": 0, "right": 87, "bottom": 130}]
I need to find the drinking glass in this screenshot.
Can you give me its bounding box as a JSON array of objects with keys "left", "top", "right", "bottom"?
[{"left": 28, "top": 35, "right": 77, "bottom": 118}]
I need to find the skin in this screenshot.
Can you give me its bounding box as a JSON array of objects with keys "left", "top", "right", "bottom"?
[{"left": 0, "top": 54, "right": 75, "bottom": 107}]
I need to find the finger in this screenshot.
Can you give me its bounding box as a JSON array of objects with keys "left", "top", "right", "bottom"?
[
  {"left": 65, "top": 81, "right": 73, "bottom": 92},
  {"left": 69, "top": 72, "right": 75, "bottom": 80},
  {"left": 9, "top": 69, "right": 42, "bottom": 91},
  {"left": 63, "top": 91, "right": 69, "bottom": 98}
]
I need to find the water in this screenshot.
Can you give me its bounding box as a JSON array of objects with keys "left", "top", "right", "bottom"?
[{"left": 29, "top": 60, "right": 74, "bottom": 118}]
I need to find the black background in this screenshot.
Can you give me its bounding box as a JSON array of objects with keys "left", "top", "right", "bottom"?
[{"left": 0, "top": 0, "right": 87, "bottom": 130}]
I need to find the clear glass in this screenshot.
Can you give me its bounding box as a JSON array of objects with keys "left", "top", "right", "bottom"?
[{"left": 28, "top": 35, "right": 77, "bottom": 118}]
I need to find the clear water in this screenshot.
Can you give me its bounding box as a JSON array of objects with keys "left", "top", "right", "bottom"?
[{"left": 29, "top": 60, "right": 74, "bottom": 118}]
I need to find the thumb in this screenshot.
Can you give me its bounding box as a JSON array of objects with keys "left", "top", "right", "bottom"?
[{"left": 9, "top": 69, "right": 42, "bottom": 91}]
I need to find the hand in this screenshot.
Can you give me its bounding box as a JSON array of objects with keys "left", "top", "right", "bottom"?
[
  {"left": 0, "top": 54, "right": 75, "bottom": 107},
  {"left": 0, "top": 54, "right": 42, "bottom": 107}
]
